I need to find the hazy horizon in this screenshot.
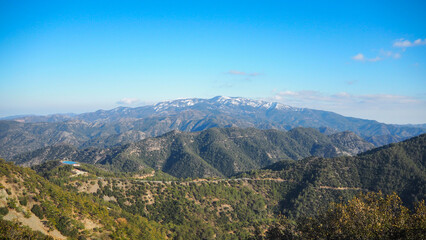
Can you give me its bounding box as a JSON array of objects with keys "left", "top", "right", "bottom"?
[{"left": 1, "top": 1, "right": 425, "bottom": 124}]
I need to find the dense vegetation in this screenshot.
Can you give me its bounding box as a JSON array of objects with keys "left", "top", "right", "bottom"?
[
  {"left": 0, "top": 219, "right": 53, "bottom": 240},
  {"left": 0, "top": 159, "right": 166, "bottom": 239},
  {"left": 242, "top": 133, "right": 425, "bottom": 217},
  {"left": 264, "top": 192, "right": 426, "bottom": 239}
]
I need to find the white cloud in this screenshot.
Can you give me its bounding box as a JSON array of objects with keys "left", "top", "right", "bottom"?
[
  {"left": 393, "top": 39, "right": 412, "bottom": 47},
  {"left": 393, "top": 38, "right": 426, "bottom": 47},
  {"left": 271, "top": 90, "right": 425, "bottom": 124},
  {"left": 117, "top": 98, "right": 140, "bottom": 105},
  {"left": 351, "top": 37, "right": 425, "bottom": 63},
  {"left": 352, "top": 53, "right": 383, "bottom": 62},
  {"left": 352, "top": 53, "right": 365, "bottom": 61},
  {"left": 414, "top": 39, "right": 423, "bottom": 44}
]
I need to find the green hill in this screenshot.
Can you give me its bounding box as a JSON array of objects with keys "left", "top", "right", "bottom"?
[
  {"left": 252, "top": 133, "right": 426, "bottom": 217},
  {"left": 0, "top": 159, "right": 166, "bottom": 239}
]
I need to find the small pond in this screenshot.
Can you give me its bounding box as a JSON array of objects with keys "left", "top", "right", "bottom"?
[{"left": 62, "top": 161, "right": 78, "bottom": 165}]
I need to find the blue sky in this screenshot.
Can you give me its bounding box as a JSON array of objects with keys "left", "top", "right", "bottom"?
[{"left": 0, "top": 0, "right": 425, "bottom": 123}]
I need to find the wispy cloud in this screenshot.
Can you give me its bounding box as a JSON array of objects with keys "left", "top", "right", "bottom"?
[
  {"left": 351, "top": 37, "right": 425, "bottom": 62},
  {"left": 271, "top": 90, "right": 425, "bottom": 123},
  {"left": 393, "top": 38, "right": 426, "bottom": 47},
  {"left": 274, "top": 90, "right": 420, "bottom": 105},
  {"left": 117, "top": 98, "right": 140, "bottom": 105},
  {"left": 352, "top": 53, "right": 365, "bottom": 61},
  {"left": 352, "top": 53, "right": 382, "bottom": 62},
  {"left": 379, "top": 49, "right": 401, "bottom": 59},
  {"left": 352, "top": 49, "right": 403, "bottom": 62},
  {"left": 227, "top": 70, "right": 261, "bottom": 77},
  {"left": 368, "top": 56, "right": 382, "bottom": 62}
]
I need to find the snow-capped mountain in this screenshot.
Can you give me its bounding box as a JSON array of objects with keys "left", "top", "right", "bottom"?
[
  {"left": 0, "top": 96, "right": 424, "bottom": 160},
  {"left": 153, "top": 96, "right": 299, "bottom": 112}
]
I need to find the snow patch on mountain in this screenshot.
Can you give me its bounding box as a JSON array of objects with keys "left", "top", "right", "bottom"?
[
  {"left": 154, "top": 98, "right": 200, "bottom": 111},
  {"left": 153, "top": 96, "right": 301, "bottom": 112}
]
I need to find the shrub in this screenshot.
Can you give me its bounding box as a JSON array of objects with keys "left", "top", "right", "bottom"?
[
  {"left": 19, "top": 196, "right": 28, "bottom": 206},
  {"left": 31, "top": 204, "right": 44, "bottom": 219},
  {"left": 24, "top": 210, "right": 31, "bottom": 218},
  {"left": 0, "top": 207, "right": 9, "bottom": 216},
  {"left": 7, "top": 198, "right": 17, "bottom": 209}
]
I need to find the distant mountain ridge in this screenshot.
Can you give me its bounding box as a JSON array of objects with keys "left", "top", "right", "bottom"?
[
  {"left": 12, "top": 127, "right": 375, "bottom": 178},
  {"left": 0, "top": 96, "right": 424, "bottom": 159},
  {"left": 2, "top": 96, "right": 299, "bottom": 123}
]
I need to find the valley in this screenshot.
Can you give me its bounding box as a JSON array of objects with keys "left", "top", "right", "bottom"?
[
  {"left": 0, "top": 133, "right": 424, "bottom": 239},
  {"left": 11, "top": 127, "right": 375, "bottom": 178}
]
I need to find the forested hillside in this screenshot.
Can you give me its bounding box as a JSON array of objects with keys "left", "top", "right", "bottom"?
[
  {"left": 0, "top": 159, "right": 166, "bottom": 239},
  {"left": 250, "top": 133, "right": 426, "bottom": 216},
  {"left": 13, "top": 127, "right": 374, "bottom": 178}
]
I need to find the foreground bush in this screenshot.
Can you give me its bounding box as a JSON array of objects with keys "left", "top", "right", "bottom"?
[{"left": 265, "top": 192, "right": 426, "bottom": 240}]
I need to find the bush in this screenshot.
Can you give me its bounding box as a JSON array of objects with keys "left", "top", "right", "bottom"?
[
  {"left": 19, "top": 196, "right": 28, "bottom": 206},
  {"left": 24, "top": 210, "right": 31, "bottom": 218},
  {"left": 0, "top": 207, "right": 9, "bottom": 216},
  {"left": 31, "top": 204, "right": 44, "bottom": 219},
  {"left": 7, "top": 198, "right": 17, "bottom": 209},
  {"left": 56, "top": 216, "right": 79, "bottom": 237}
]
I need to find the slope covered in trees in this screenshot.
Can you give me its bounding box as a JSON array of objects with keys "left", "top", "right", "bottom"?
[
  {"left": 13, "top": 127, "right": 374, "bottom": 178},
  {"left": 247, "top": 133, "right": 426, "bottom": 217},
  {"left": 0, "top": 159, "right": 166, "bottom": 239}
]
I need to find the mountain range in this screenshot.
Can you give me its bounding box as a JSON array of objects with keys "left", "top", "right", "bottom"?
[
  {"left": 1, "top": 96, "right": 424, "bottom": 160},
  {"left": 13, "top": 127, "right": 374, "bottom": 178}
]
